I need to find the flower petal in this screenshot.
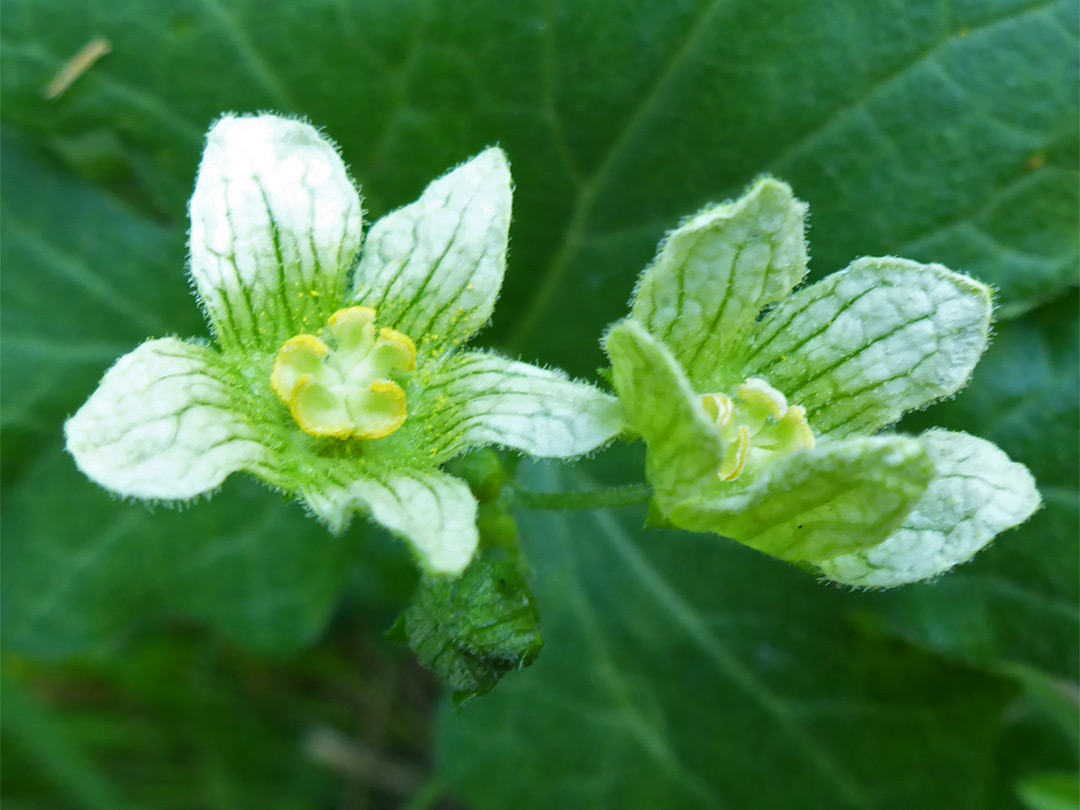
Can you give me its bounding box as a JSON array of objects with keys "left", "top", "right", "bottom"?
[
  {"left": 631, "top": 177, "right": 807, "bottom": 390},
  {"left": 420, "top": 351, "right": 624, "bottom": 461},
  {"left": 350, "top": 148, "right": 511, "bottom": 357},
  {"left": 818, "top": 430, "right": 1040, "bottom": 587},
  {"left": 64, "top": 338, "right": 272, "bottom": 500},
  {"left": 300, "top": 469, "right": 478, "bottom": 575},
  {"left": 669, "top": 436, "right": 934, "bottom": 563},
  {"left": 744, "top": 258, "right": 992, "bottom": 437},
  {"left": 603, "top": 320, "right": 725, "bottom": 502},
  {"left": 189, "top": 114, "right": 363, "bottom": 351}
]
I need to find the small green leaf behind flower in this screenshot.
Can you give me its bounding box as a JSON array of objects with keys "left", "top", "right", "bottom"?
[
  {"left": 603, "top": 177, "right": 1040, "bottom": 586},
  {"left": 388, "top": 558, "right": 544, "bottom": 706}
]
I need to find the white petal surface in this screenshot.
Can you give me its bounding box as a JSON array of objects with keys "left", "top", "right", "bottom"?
[
  {"left": 189, "top": 114, "right": 363, "bottom": 351},
  {"left": 631, "top": 178, "right": 807, "bottom": 390},
  {"left": 65, "top": 338, "right": 272, "bottom": 500},
  {"left": 351, "top": 148, "right": 511, "bottom": 356},
  {"left": 423, "top": 351, "right": 623, "bottom": 461},
  {"left": 301, "top": 469, "right": 478, "bottom": 575},
  {"left": 819, "top": 430, "right": 1040, "bottom": 587},
  {"left": 744, "top": 258, "right": 992, "bottom": 437}
]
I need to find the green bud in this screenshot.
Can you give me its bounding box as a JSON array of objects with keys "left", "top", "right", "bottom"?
[{"left": 389, "top": 559, "right": 543, "bottom": 705}]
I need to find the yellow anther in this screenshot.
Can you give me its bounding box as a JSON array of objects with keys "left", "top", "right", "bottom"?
[
  {"left": 701, "top": 393, "right": 734, "bottom": 427},
  {"left": 774, "top": 405, "right": 815, "bottom": 452},
  {"left": 375, "top": 327, "right": 417, "bottom": 372},
  {"left": 328, "top": 306, "right": 378, "bottom": 356},
  {"left": 704, "top": 377, "right": 815, "bottom": 483},
  {"left": 271, "top": 334, "right": 329, "bottom": 403},
  {"left": 718, "top": 425, "right": 750, "bottom": 481},
  {"left": 738, "top": 378, "right": 788, "bottom": 420},
  {"left": 328, "top": 306, "right": 376, "bottom": 329},
  {"left": 351, "top": 381, "right": 408, "bottom": 440}
]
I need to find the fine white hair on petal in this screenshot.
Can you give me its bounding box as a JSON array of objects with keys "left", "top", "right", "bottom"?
[
  {"left": 300, "top": 469, "right": 479, "bottom": 575},
  {"left": 745, "top": 258, "right": 992, "bottom": 438},
  {"left": 189, "top": 114, "right": 363, "bottom": 351},
  {"left": 818, "top": 429, "right": 1040, "bottom": 588},
  {"left": 64, "top": 338, "right": 272, "bottom": 501},
  {"left": 630, "top": 176, "right": 808, "bottom": 391},
  {"left": 351, "top": 147, "right": 512, "bottom": 356},
  {"left": 422, "top": 350, "right": 624, "bottom": 462}
]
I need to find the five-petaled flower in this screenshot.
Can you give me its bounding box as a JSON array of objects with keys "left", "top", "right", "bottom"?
[
  {"left": 65, "top": 114, "right": 622, "bottom": 575},
  {"left": 603, "top": 177, "right": 1040, "bottom": 587}
]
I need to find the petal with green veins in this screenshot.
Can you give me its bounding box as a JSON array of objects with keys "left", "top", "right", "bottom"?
[
  {"left": 744, "top": 257, "right": 992, "bottom": 438},
  {"left": 422, "top": 351, "right": 623, "bottom": 462},
  {"left": 630, "top": 177, "right": 807, "bottom": 391},
  {"left": 603, "top": 320, "right": 725, "bottom": 502},
  {"left": 64, "top": 338, "right": 273, "bottom": 500},
  {"left": 300, "top": 469, "right": 479, "bottom": 575},
  {"left": 669, "top": 436, "right": 934, "bottom": 563},
  {"left": 350, "top": 148, "right": 512, "bottom": 357},
  {"left": 818, "top": 430, "right": 1040, "bottom": 588},
  {"left": 189, "top": 114, "right": 363, "bottom": 352}
]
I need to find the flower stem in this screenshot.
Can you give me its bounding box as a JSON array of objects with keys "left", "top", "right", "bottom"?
[{"left": 513, "top": 483, "right": 652, "bottom": 511}]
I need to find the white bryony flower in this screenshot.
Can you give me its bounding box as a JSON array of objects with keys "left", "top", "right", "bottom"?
[
  {"left": 603, "top": 177, "right": 1040, "bottom": 587},
  {"left": 65, "top": 114, "right": 623, "bottom": 575}
]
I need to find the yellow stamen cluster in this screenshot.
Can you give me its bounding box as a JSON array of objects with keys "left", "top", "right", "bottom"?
[
  {"left": 271, "top": 306, "right": 417, "bottom": 440},
  {"left": 701, "top": 378, "right": 815, "bottom": 481}
]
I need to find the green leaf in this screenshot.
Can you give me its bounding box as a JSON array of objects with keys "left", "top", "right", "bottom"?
[
  {"left": 1, "top": 673, "right": 130, "bottom": 810},
  {"left": 1, "top": 0, "right": 1073, "bottom": 379},
  {"left": 437, "top": 458, "right": 1016, "bottom": 809},
  {"left": 864, "top": 291, "right": 1079, "bottom": 679},
  {"left": 744, "top": 258, "right": 992, "bottom": 438},
  {"left": 2, "top": 448, "right": 360, "bottom": 656},
  {"left": 630, "top": 177, "right": 807, "bottom": 391},
  {"left": 1016, "top": 773, "right": 1080, "bottom": 810},
  {"left": 0, "top": 134, "right": 200, "bottom": 478},
  {"left": 391, "top": 558, "right": 543, "bottom": 703}
]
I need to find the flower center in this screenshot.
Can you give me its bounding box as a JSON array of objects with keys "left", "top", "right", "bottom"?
[
  {"left": 700, "top": 378, "right": 815, "bottom": 482},
  {"left": 271, "top": 306, "right": 417, "bottom": 440}
]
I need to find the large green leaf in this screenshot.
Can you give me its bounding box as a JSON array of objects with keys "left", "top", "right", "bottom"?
[
  {"left": 0, "top": 134, "right": 201, "bottom": 478},
  {"left": 1, "top": 448, "right": 365, "bottom": 656},
  {"left": 437, "top": 460, "right": 1016, "bottom": 809},
  {"left": 1, "top": 0, "right": 1075, "bottom": 382},
  {"left": 862, "top": 291, "right": 1079, "bottom": 680}
]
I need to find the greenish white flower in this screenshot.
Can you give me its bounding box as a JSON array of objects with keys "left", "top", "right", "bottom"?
[
  {"left": 603, "top": 177, "right": 1040, "bottom": 587},
  {"left": 65, "top": 114, "right": 622, "bottom": 575}
]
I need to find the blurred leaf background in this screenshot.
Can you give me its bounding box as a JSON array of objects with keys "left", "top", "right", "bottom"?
[{"left": 1, "top": 0, "right": 1076, "bottom": 807}]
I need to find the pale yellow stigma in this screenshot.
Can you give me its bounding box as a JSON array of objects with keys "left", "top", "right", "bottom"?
[
  {"left": 701, "top": 377, "right": 815, "bottom": 482},
  {"left": 271, "top": 307, "right": 416, "bottom": 440}
]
